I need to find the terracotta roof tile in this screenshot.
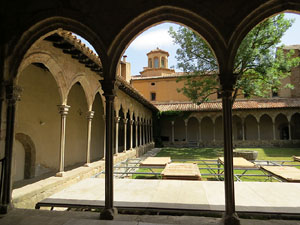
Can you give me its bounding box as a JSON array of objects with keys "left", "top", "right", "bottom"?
[{"left": 155, "top": 98, "right": 300, "bottom": 112}]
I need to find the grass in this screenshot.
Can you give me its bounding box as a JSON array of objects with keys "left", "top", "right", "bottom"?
[{"left": 132, "top": 147, "right": 300, "bottom": 181}]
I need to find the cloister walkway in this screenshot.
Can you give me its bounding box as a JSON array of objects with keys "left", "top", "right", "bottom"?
[{"left": 37, "top": 178, "right": 300, "bottom": 216}]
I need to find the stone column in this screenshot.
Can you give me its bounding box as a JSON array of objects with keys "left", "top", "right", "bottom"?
[
  {"left": 143, "top": 120, "right": 146, "bottom": 145},
  {"left": 257, "top": 121, "right": 261, "bottom": 141},
  {"left": 241, "top": 119, "right": 245, "bottom": 141},
  {"left": 199, "top": 121, "right": 202, "bottom": 142},
  {"left": 288, "top": 121, "right": 292, "bottom": 141},
  {"left": 272, "top": 122, "right": 276, "bottom": 140},
  {"left": 220, "top": 76, "right": 240, "bottom": 225},
  {"left": 151, "top": 121, "right": 153, "bottom": 142},
  {"left": 145, "top": 121, "right": 148, "bottom": 144},
  {"left": 123, "top": 118, "right": 128, "bottom": 152},
  {"left": 171, "top": 121, "right": 175, "bottom": 143},
  {"left": 1, "top": 84, "right": 21, "bottom": 214},
  {"left": 139, "top": 120, "right": 142, "bottom": 146},
  {"left": 103, "top": 115, "right": 106, "bottom": 158},
  {"left": 130, "top": 119, "right": 134, "bottom": 150},
  {"left": 85, "top": 111, "right": 94, "bottom": 166},
  {"left": 213, "top": 121, "right": 216, "bottom": 142},
  {"left": 100, "top": 80, "right": 117, "bottom": 220},
  {"left": 56, "top": 104, "right": 70, "bottom": 177},
  {"left": 184, "top": 120, "right": 188, "bottom": 142},
  {"left": 135, "top": 121, "right": 138, "bottom": 147},
  {"left": 115, "top": 116, "right": 120, "bottom": 155}
]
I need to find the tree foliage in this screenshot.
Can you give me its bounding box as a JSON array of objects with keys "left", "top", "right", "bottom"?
[{"left": 169, "top": 14, "right": 300, "bottom": 104}]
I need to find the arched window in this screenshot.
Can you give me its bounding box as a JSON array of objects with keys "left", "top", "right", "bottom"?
[
  {"left": 154, "top": 57, "right": 159, "bottom": 68},
  {"left": 161, "top": 57, "right": 165, "bottom": 68},
  {"left": 148, "top": 58, "right": 152, "bottom": 68}
]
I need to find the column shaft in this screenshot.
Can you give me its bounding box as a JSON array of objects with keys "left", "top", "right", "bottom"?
[
  {"left": 289, "top": 122, "right": 292, "bottom": 140},
  {"left": 57, "top": 105, "right": 70, "bottom": 176},
  {"left": 135, "top": 122, "right": 138, "bottom": 147},
  {"left": 139, "top": 121, "right": 142, "bottom": 146},
  {"left": 273, "top": 122, "right": 276, "bottom": 140},
  {"left": 86, "top": 111, "right": 94, "bottom": 165},
  {"left": 257, "top": 122, "right": 261, "bottom": 141},
  {"left": 171, "top": 121, "right": 175, "bottom": 143},
  {"left": 123, "top": 119, "right": 128, "bottom": 152},
  {"left": 115, "top": 117, "right": 120, "bottom": 154},
  {"left": 130, "top": 120, "right": 133, "bottom": 149},
  {"left": 1, "top": 85, "right": 21, "bottom": 213}
]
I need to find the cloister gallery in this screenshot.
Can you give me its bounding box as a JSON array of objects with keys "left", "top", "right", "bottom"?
[{"left": 1, "top": 1, "right": 300, "bottom": 225}]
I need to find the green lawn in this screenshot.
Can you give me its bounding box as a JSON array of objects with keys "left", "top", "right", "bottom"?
[{"left": 132, "top": 147, "right": 300, "bottom": 182}]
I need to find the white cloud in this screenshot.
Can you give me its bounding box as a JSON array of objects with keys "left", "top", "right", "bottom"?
[{"left": 130, "top": 29, "right": 174, "bottom": 50}]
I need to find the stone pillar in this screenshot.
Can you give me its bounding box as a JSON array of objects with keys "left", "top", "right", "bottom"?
[
  {"left": 135, "top": 121, "right": 138, "bottom": 147},
  {"left": 103, "top": 115, "right": 106, "bottom": 158},
  {"left": 213, "top": 121, "right": 216, "bottom": 142},
  {"left": 85, "top": 111, "right": 94, "bottom": 165},
  {"left": 288, "top": 121, "right": 292, "bottom": 141},
  {"left": 100, "top": 80, "right": 117, "bottom": 220},
  {"left": 171, "top": 121, "right": 175, "bottom": 143},
  {"left": 123, "top": 118, "right": 128, "bottom": 152},
  {"left": 241, "top": 119, "right": 245, "bottom": 141},
  {"left": 115, "top": 116, "right": 120, "bottom": 154},
  {"left": 220, "top": 76, "right": 240, "bottom": 225},
  {"left": 1, "top": 84, "right": 21, "bottom": 214},
  {"left": 272, "top": 122, "right": 276, "bottom": 140},
  {"left": 145, "top": 121, "right": 148, "bottom": 144},
  {"left": 184, "top": 120, "right": 188, "bottom": 142},
  {"left": 139, "top": 120, "right": 142, "bottom": 146},
  {"left": 56, "top": 104, "right": 70, "bottom": 177},
  {"left": 143, "top": 120, "right": 146, "bottom": 145},
  {"left": 151, "top": 121, "right": 153, "bottom": 142},
  {"left": 199, "top": 121, "right": 202, "bottom": 142},
  {"left": 130, "top": 119, "right": 134, "bottom": 149},
  {"left": 257, "top": 121, "right": 261, "bottom": 141}
]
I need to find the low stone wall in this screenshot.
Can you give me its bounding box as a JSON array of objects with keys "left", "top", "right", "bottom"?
[
  {"left": 163, "top": 140, "right": 300, "bottom": 148},
  {"left": 135, "top": 142, "right": 155, "bottom": 157},
  {"left": 12, "top": 149, "right": 141, "bottom": 209}
]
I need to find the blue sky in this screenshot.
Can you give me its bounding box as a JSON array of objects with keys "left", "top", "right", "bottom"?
[{"left": 79, "top": 13, "right": 300, "bottom": 76}]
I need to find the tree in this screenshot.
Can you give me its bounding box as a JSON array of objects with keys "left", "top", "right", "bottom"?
[{"left": 169, "top": 14, "right": 300, "bottom": 105}]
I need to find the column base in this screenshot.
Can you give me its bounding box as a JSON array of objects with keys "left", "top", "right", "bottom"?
[
  {"left": 0, "top": 203, "right": 12, "bottom": 214},
  {"left": 222, "top": 213, "right": 240, "bottom": 225},
  {"left": 100, "top": 207, "right": 118, "bottom": 220},
  {"left": 84, "top": 163, "right": 91, "bottom": 167},
  {"left": 56, "top": 171, "right": 65, "bottom": 177}
]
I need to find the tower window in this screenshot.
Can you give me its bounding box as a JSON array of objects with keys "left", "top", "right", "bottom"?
[
  {"left": 154, "top": 58, "right": 159, "bottom": 68},
  {"left": 272, "top": 90, "right": 278, "bottom": 97},
  {"left": 151, "top": 82, "right": 155, "bottom": 86},
  {"left": 151, "top": 92, "right": 156, "bottom": 101},
  {"left": 148, "top": 58, "right": 152, "bottom": 68},
  {"left": 161, "top": 58, "right": 165, "bottom": 68}
]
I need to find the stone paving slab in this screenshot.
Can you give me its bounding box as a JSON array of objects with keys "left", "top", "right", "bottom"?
[
  {"left": 38, "top": 178, "right": 300, "bottom": 214},
  {"left": 2, "top": 209, "right": 300, "bottom": 225}
]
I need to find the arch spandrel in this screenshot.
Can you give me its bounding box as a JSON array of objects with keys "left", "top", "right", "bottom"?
[{"left": 17, "top": 51, "right": 67, "bottom": 104}]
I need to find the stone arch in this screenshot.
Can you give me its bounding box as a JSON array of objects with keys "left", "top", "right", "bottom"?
[
  {"left": 17, "top": 52, "right": 66, "bottom": 103},
  {"left": 291, "top": 113, "right": 300, "bottom": 140},
  {"left": 232, "top": 115, "right": 243, "bottom": 141},
  {"left": 201, "top": 116, "right": 214, "bottom": 141},
  {"left": 275, "top": 113, "right": 289, "bottom": 140},
  {"left": 245, "top": 115, "right": 258, "bottom": 140},
  {"left": 8, "top": 16, "right": 106, "bottom": 84},
  {"left": 187, "top": 117, "right": 199, "bottom": 142},
  {"left": 67, "top": 75, "right": 93, "bottom": 109},
  {"left": 174, "top": 117, "right": 185, "bottom": 142},
  {"left": 227, "top": 4, "right": 300, "bottom": 75},
  {"left": 108, "top": 5, "right": 226, "bottom": 81},
  {"left": 260, "top": 114, "right": 273, "bottom": 140},
  {"left": 15, "top": 133, "right": 36, "bottom": 179},
  {"left": 215, "top": 116, "right": 223, "bottom": 141}
]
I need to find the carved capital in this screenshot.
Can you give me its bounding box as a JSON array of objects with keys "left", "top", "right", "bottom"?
[
  {"left": 57, "top": 105, "right": 70, "bottom": 116},
  {"left": 100, "top": 79, "right": 116, "bottom": 97},
  {"left": 219, "top": 73, "right": 238, "bottom": 95},
  {"left": 130, "top": 119, "right": 134, "bottom": 125},
  {"left": 123, "top": 118, "right": 128, "bottom": 124},
  {"left": 6, "top": 84, "right": 22, "bottom": 104},
  {"left": 115, "top": 116, "right": 120, "bottom": 123},
  {"left": 86, "top": 110, "right": 95, "bottom": 120}
]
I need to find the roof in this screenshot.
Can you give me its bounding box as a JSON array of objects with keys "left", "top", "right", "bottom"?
[
  {"left": 131, "top": 72, "right": 186, "bottom": 80},
  {"left": 45, "top": 31, "right": 158, "bottom": 112},
  {"left": 147, "top": 48, "right": 169, "bottom": 56},
  {"left": 155, "top": 98, "right": 300, "bottom": 112}
]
